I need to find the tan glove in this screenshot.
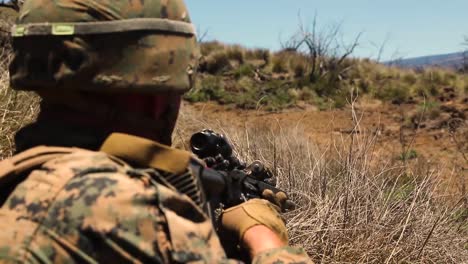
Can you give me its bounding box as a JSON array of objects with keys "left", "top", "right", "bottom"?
[
  {"left": 261, "top": 189, "right": 296, "bottom": 212},
  {"left": 221, "top": 199, "right": 288, "bottom": 244}
]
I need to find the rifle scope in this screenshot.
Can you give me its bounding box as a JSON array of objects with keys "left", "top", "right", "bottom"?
[{"left": 190, "top": 129, "right": 233, "bottom": 159}]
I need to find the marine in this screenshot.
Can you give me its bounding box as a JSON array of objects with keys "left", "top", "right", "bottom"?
[{"left": 0, "top": 0, "right": 312, "bottom": 263}]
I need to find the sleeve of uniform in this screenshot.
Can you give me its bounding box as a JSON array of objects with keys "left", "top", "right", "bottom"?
[
  {"left": 252, "top": 246, "right": 314, "bottom": 264},
  {"left": 1, "top": 150, "right": 235, "bottom": 263}
]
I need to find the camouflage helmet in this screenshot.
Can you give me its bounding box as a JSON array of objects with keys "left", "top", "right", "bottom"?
[{"left": 9, "top": 0, "right": 199, "bottom": 94}]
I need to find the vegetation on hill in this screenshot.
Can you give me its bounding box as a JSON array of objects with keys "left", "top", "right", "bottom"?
[{"left": 186, "top": 41, "right": 467, "bottom": 111}]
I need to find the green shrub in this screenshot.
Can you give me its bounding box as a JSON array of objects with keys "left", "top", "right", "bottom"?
[
  {"left": 443, "top": 72, "right": 457, "bottom": 84},
  {"left": 376, "top": 83, "right": 409, "bottom": 103},
  {"left": 245, "top": 48, "right": 269, "bottom": 61},
  {"left": 234, "top": 64, "right": 254, "bottom": 79},
  {"left": 200, "top": 41, "right": 225, "bottom": 56},
  {"left": 299, "top": 87, "right": 316, "bottom": 101},
  {"left": 202, "top": 52, "right": 231, "bottom": 74},
  {"left": 272, "top": 56, "right": 288, "bottom": 73},
  {"left": 402, "top": 73, "right": 417, "bottom": 85},
  {"left": 311, "top": 74, "right": 344, "bottom": 97},
  {"left": 398, "top": 149, "right": 418, "bottom": 161},
  {"left": 416, "top": 83, "right": 440, "bottom": 97},
  {"left": 184, "top": 75, "right": 226, "bottom": 102},
  {"left": 332, "top": 94, "right": 348, "bottom": 108},
  {"left": 292, "top": 62, "right": 306, "bottom": 78},
  {"left": 357, "top": 78, "right": 371, "bottom": 93},
  {"left": 226, "top": 46, "right": 244, "bottom": 64},
  {"left": 418, "top": 101, "right": 441, "bottom": 120}
]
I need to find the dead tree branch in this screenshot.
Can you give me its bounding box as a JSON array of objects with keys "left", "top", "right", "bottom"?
[
  {"left": 196, "top": 27, "right": 209, "bottom": 43},
  {"left": 0, "top": 0, "right": 22, "bottom": 11}
]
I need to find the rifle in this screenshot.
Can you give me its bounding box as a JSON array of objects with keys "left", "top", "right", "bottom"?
[
  {"left": 189, "top": 129, "right": 295, "bottom": 259},
  {"left": 190, "top": 129, "right": 294, "bottom": 212}
]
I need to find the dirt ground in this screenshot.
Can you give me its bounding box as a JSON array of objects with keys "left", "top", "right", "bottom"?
[{"left": 179, "top": 100, "right": 467, "bottom": 193}]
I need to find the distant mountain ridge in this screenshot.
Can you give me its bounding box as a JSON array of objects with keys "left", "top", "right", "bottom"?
[{"left": 387, "top": 52, "right": 466, "bottom": 69}]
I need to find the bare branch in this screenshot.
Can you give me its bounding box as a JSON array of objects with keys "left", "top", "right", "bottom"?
[
  {"left": 337, "top": 31, "right": 362, "bottom": 65},
  {"left": 0, "top": 0, "right": 22, "bottom": 11},
  {"left": 196, "top": 26, "right": 210, "bottom": 43},
  {"left": 279, "top": 12, "right": 306, "bottom": 52},
  {"left": 370, "top": 33, "right": 390, "bottom": 63},
  {"left": 460, "top": 36, "right": 468, "bottom": 73}
]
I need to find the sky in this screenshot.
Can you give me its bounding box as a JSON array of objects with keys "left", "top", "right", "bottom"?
[{"left": 186, "top": 0, "right": 468, "bottom": 61}]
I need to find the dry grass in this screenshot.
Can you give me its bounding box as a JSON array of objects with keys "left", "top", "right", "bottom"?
[
  {"left": 175, "top": 102, "right": 468, "bottom": 263},
  {"left": 0, "top": 26, "right": 39, "bottom": 158}
]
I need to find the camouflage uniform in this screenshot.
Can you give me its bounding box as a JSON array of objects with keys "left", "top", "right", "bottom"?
[{"left": 0, "top": 134, "right": 311, "bottom": 263}]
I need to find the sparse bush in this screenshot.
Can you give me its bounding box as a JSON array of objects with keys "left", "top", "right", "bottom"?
[
  {"left": 226, "top": 45, "right": 244, "bottom": 64},
  {"left": 200, "top": 41, "right": 225, "bottom": 56},
  {"left": 332, "top": 93, "right": 348, "bottom": 108},
  {"left": 234, "top": 64, "right": 254, "bottom": 79},
  {"left": 200, "top": 51, "right": 231, "bottom": 74},
  {"left": 272, "top": 55, "right": 288, "bottom": 74},
  {"left": 403, "top": 72, "right": 418, "bottom": 85},
  {"left": 293, "top": 63, "right": 306, "bottom": 78},
  {"left": 398, "top": 149, "right": 418, "bottom": 161},
  {"left": 418, "top": 100, "right": 441, "bottom": 120},
  {"left": 245, "top": 48, "right": 270, "bottom": 64},
  {"left": 357, "top": 78, "right": 371, "bottom": 93},
  {"left": 311, "top": 76, "right": 339, "bottom": 97},
  {"left": 376, "top": 83, "right": 409, "bottom": 103},
  {"left": 298, "top": 87, "right": 316, "bottom": 101},
  {"left": 285, "top": 52, "right": 309, "bottom": 78},
  {"left": 184, "top": 75, "right": 227, "bottom": 103}
]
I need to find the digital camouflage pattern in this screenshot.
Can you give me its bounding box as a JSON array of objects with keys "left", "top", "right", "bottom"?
[
  {"left": 0, "top": 134, "right": 312, "bottom": 263},
  {"left": 10, "top": 0, "right": 199, "bottom": 94}
]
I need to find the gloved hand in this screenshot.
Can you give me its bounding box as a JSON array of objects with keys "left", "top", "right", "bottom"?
[
  {"left": 261, "top": 189, "right": 295, "bottom": 212},
  {"left": 221, "top": 198, "right": 288, "bottom": 244}
]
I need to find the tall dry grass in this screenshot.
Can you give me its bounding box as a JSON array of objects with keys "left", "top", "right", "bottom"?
[
  {"left": 175, "top": 102, "right": 468, "bottom": 263},
  {"left": 0, "top": 21, "right": 39, "bottom": 158}
]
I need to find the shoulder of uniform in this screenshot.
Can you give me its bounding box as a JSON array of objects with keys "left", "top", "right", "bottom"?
[
  {"left": 100, "top": 133, "right": 201, "bottom": 175},
  {"left": 0, "top": 146, "right": 83, "bottom": 185}
]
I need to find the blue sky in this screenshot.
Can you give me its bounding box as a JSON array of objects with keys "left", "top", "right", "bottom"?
[{"left": 186, "top": 0, "right": 468, "bottom": 61}]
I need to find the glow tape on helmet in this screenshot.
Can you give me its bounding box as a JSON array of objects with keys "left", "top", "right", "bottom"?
[{"left": 11, "top": 18, "right": 195, "bottom": 38}]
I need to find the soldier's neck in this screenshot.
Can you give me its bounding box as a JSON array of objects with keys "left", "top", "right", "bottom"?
[{"left": 14, "top": 102, "right": 172, "bottom": 153}]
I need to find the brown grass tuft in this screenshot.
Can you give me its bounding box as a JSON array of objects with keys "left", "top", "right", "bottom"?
[{"left": 0, "top": 24, "right": 39, "bottom": 158}]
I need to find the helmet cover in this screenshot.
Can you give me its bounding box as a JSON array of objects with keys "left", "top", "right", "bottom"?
[{"left": 9, "top": 0, "right": 199, "bottom": 94}]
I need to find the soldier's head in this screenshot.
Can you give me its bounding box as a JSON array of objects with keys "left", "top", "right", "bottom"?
[{"left": 9, "top": 0, "right": 199, "bottom": 145}]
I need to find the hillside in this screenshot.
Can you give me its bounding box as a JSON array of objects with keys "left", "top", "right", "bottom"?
[
  {"left": 187, "top": 42, "right": 467, "bottom": 112},
  {"left": 388, "top": 52, "right": 466, "bottom": 69}
]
